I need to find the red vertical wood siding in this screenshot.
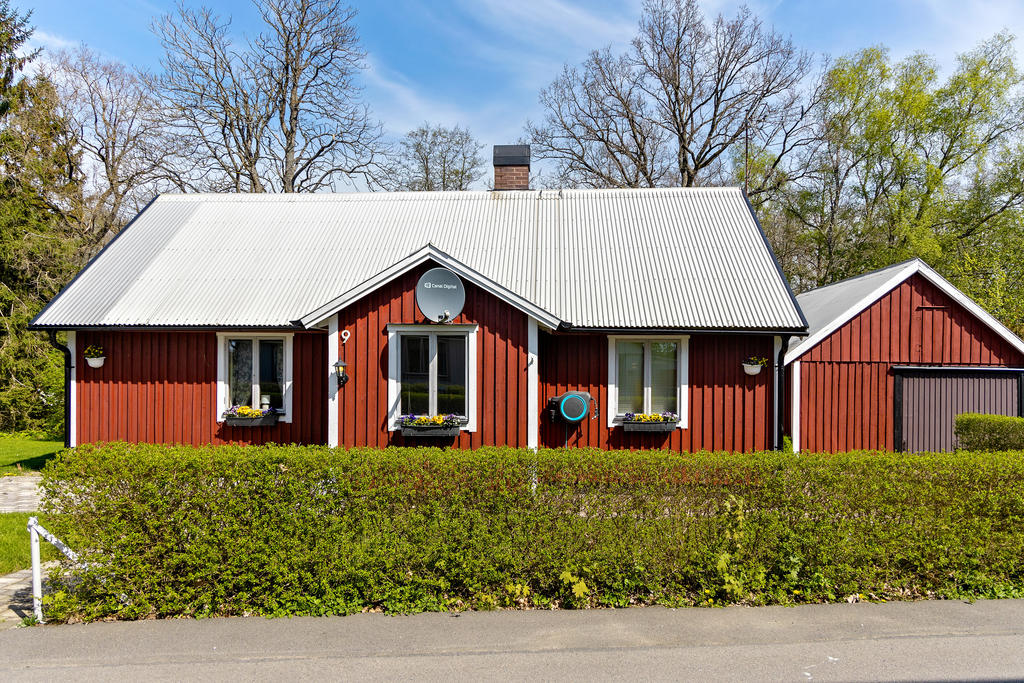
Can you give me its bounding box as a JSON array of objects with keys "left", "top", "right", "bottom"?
[
  {"left": 794, "top": 273, "right": 1024, "bottom": 452},
  {"left": 335, "top": 262, "right": 530, "bottom": 448},
  {"left": 539, "top": 333, "right": 775, "bottom": 452},
  {"left": 76, "top": 330, "right": 327, "bottom": 445}
]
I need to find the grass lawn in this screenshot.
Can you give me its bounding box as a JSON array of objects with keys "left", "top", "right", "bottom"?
[
  {"left": 0, "top": 513, "right": 56, "bottom": 575},
  {"left": 0, "top": 433, "right": 63, "bottom": 475}
]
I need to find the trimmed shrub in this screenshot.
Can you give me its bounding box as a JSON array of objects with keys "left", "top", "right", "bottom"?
[
  {"left": 41, "top": 444, "right": 1024, "bottom": 621},
  {"left": 954, "top": 413, "right": 1024, "bottom": 451}
]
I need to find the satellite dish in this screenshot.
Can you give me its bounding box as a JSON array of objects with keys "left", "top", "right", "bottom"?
[{"left": 415, "top": 268, "right": 466, "bottom": 323}]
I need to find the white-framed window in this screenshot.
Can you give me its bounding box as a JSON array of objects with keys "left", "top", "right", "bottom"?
[
  {"left": 607, "top": 336, "right": 689, "bottom": 428},
  {"left": 216, "top": 333, "right": 294, "bottom": 422},
  {"left": 387, "top": 324, "right": 478, "bottom": 431}
]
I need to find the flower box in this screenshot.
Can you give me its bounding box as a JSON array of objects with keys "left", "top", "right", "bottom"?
[
  {"left": 742, "top": 363, "right": 763, "bottom": 376},
  {"left": 623, "top": 420, "right": 678, "bottom": 432},
  {"left": 85, "top": 356, "right": 106, "bottom": 369},
  {"left": 400, "top": 425, "right": 461, "bottom": 437},
  {"left": 224, "top": 414, "right": 280, "bottom": 427}
]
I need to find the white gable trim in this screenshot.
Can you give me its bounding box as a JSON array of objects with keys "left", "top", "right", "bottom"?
[
  {"left": 784, "top": 259, "right": 1024, "bottom": 365},
  {"left": 299, "top": 245, "right": 562, "bottom": 330}
]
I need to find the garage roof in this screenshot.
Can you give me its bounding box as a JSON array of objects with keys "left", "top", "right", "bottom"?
[
  {"left": 32, "top": 188, "right": 807, "bottom": 331},
  {"left": 785, "top": 259, "right": 1024, "bottom": 363}
]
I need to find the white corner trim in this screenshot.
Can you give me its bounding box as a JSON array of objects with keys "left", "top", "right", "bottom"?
[
  {"left": 386, "top": 323, "right": 479, "bottom": 431},
  {"left": 773, "top": 335, "right": 782, "bottom": 449},
  {"left": 607, "top": 335, "right": 689, "bottom": 429},
  {"left": 785, "top": 259, "right": 1024, "bottom": 364},
  {"left": 791, "top": 360, "right": 801, "bottom": 453},
  {"left": 215, "top": 332, "right": 294, "bottom": 423},
  {"left": 527, "top": 318, "right": 539, "bottom": 450},
  {"left": 327, "top": 316, "right": 339, "bottom": 447},
  {"left": 67, "top": 331, "right": 76, "bottom": 447}
]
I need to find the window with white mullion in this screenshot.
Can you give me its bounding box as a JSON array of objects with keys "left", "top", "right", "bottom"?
[
  {"left": 218, "top": 333, "right": 293, "bottom": 422},
  {"left": 398, "top": 331, "right": 468, "bottom": 418},
  {"left": 609, "top": 336, "right": 686, "bottom": 425},
  {"left": 388, "top": 324, "right": 478, "bottom": 431}
]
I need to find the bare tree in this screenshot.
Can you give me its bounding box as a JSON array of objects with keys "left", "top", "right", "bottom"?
[
  {"left": 381, "top": 123, "right": 485, "bottom": 191},
  {"left": 527, "top": 0, "right": 813, "bottom": 191},
  {"left": 152, "top": 0, "right": 384, "bottom": 193},
  {"left": 47, "top": 47, "right": 167, "bottom": 244}
]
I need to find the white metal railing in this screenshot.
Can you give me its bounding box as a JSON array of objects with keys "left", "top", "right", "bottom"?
[{"left": 26, "top": 516, "right": 78, "bottom": 624}]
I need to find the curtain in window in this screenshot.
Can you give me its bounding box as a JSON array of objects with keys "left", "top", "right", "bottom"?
[
  {"left": 228, "top": 339, "right": 253, "bottom": 407},
  {"left": 650, "top": 341, "right": 678, "bottom": 413},
  {"left": 617, "top": 341, "right": 644, "bottom": 414}
]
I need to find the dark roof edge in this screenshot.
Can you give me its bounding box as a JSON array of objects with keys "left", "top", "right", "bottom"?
[
  {"left": 562, "top": 325, "right": 807, "bottom": 336},
  {"left": 30, "top": 194, "right": 162, "bottom": 328},
  {"left": 27, "top": 323, "right": 308, "bottom": 332},
  {"left": 741, "top": 191, "right": 809, "bottom": 330}
]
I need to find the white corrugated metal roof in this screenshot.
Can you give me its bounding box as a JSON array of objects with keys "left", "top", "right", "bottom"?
[{"left": 33, "top": 187, "right": 806, "bottom": 330}]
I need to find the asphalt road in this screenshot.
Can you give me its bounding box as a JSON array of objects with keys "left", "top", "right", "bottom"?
[{"left": 2, "top": 600, "right": 1024, "bottom": 681}]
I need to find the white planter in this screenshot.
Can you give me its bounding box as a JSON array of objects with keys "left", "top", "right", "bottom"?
[
  {"left": 85, "top": 356, "right": 106, "bottom": 369},
  {"left": 742, "top": 363, "right": 763, "bottom": 376}
]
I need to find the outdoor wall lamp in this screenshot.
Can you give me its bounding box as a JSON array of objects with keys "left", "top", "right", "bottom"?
[{"left": 334, "top": 360, "right": 349, "bottom": 387}]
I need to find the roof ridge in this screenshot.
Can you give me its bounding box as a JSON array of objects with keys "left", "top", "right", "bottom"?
[
  {"left": 155, "top": 186, "right": 746, "bottom": 202},
  {"left": 796, "top": 258, "right": 922, "bottom": 298}
]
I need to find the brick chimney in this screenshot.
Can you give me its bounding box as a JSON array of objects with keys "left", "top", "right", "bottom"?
[{"left": 493, "top": 144, "right": 530, "bottom": 190}]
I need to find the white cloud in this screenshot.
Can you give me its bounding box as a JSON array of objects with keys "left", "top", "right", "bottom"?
[
  {"left": 29, "top": 30, "right": 77, "bottom": 53},
  {"left": 913, "top": 0, "right": 1024, "bottom": 69}
]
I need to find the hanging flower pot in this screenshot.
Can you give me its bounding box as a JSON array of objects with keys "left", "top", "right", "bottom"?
[
  {"left": 83, "top": 345, "right": 106, "bottom": 368},
  {"left": 742, "top": 356, "right": 767, "bottom": 376}
]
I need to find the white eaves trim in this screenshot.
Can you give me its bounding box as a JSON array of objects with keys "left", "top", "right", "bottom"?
[
  {"left": 784, "top": 259, "right": 1024, "bottom": 365},
  {"left": 299, "top": 244, "right": 563, "bottom": 330}
]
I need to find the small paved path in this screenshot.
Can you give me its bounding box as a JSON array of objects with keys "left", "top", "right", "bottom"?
[
  {"left": 0, "top": 474, "right": 45, "bottom": 628},
  {"left": 0, "top": 473, "right": 42, "bottom": 513},
  {"left": 0, "top": 569, "right": 34, "bottom": 627}
]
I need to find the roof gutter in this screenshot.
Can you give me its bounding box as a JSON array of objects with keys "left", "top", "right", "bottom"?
[
  {"left": 27, "top": 324, "right": 306, "bottom": 332},
  {"left": 559, "top": 325, "right": 807, "bottom": 336}
]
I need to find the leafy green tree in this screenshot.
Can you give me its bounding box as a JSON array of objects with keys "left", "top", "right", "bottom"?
[
  {"left": 0, "top": 3, "right": 83, "bottom": 434},
  {"left": 767, "top": 34, "right": 1024, "bottom": 319}
]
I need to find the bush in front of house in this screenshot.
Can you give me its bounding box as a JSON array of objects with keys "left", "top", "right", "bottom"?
[
  {"left": 41, "top": 444, "right": 1024, "bottom": 621},
  {"left": 954, "top": 413, "right": 1024, "bottom": 451}
]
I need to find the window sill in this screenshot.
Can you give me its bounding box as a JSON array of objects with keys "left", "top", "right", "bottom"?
[
  {"left": 218, "top": 416, "right": 291, "bottom": 424},
  {"left": 620, "top": 420, "right": 679, "bottom": 433}
]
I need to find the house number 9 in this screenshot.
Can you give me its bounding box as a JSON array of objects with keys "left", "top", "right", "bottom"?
[{"left": 341, "top": 330, "right": 351, "bottom": 344}]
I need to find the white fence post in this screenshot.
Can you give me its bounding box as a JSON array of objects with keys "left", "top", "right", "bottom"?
[{"left": 28, "top": 516, "right": 43, "bottom": 624}]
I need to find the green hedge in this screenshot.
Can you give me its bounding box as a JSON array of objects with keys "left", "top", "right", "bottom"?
[
  {"left": 954, "top": 413, "right": 1024, "bottom": 451},
  {"left": 41, "top": 444, "right": 1024, "bottom": 621}
]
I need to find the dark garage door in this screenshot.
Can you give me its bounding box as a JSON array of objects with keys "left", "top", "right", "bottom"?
[{"left": 896, "top": 368, "right": 1023, "bottom": 452}]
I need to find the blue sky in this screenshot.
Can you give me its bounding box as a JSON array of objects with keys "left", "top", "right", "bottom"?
[{"left": 24, "top": 0, "right": 1024, "bottom": 150}]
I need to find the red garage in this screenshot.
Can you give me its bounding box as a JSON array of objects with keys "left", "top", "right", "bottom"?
[
  {"left": 785, "top": 259, "right": 1024, "bottom": 452},
  {"left": 31, "top": 146, "right": 807, "bottom": 452}
]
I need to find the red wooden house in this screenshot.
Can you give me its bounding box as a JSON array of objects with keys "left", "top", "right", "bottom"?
[
  {"left": 785, "top": 259, "right": 1024, "bottom": 452},
  {"left": 31, "top": 146, "right": 809, "bottom": 451}
]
